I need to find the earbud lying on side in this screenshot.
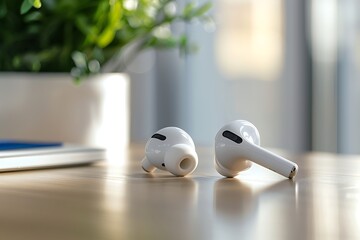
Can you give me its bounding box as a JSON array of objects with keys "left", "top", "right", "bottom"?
[
  {"left": 214, "top": 120, "right": 298, "bottom": 179},
  {"left": 142, "top": 127, "right": 198, "bottom": 177}
]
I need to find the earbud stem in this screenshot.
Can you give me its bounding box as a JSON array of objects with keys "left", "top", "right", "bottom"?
[{"left": 245, "top": 143, "right": 298, "bottom": 179}]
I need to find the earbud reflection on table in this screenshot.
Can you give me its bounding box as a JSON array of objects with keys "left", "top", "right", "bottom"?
[
  {"left": 214, "top": 120, "right": 298, "bottom": 179},
  {"left": 142, "top": 127, "right": 198, "bottom": 177}
]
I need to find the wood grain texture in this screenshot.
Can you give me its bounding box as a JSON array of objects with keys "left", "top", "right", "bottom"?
[{"left": 1, "top": 145, "right": 360, "bottom": 240}]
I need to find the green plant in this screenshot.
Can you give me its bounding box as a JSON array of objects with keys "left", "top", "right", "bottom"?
[{"left": 0, "top": 0, "right": 212, "bottom": 81}]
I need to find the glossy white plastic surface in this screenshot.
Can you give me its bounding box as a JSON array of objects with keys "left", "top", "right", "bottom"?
[
  {"left": 215, "top": 120, "right": 298, "bottom": 178},
  {"left": 141, "top": 127, "right": 198, "bottom": 176}
]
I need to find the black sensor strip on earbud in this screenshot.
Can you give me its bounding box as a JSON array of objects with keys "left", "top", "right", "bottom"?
[
  {"left": 151, "top": 133, "right": 166, "bottom": 141},
  {"left": 222, "top": 130, "right": 243, "bottom": 144}
]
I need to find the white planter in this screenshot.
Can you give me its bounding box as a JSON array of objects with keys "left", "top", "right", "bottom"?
[{"left": 0, "top": 73, "right": 129, "bottom": 149}]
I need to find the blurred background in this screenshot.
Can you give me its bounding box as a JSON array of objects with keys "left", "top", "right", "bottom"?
[
  {"left": 130, "top": 0, "right": 360, "bottom": 154},
  {"left": 1, "top": 0, "right": 360, "bottom": 155}
]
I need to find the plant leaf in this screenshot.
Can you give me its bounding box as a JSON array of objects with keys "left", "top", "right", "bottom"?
[
  {"left": 97, "top": 1, "right": 123, "bottom": 47},
  {"left": 20, "top": 0, "right": 42, "bottom": 15},
  {"left": 72, "top": 51, "right": 87, "bottom": 68},
  {"left": 32, "top": 0, "right": 42, "bottom": 9},
  {"left": 24, "top": 11, "right": 42, "bottom": 22},
  {"left": 183, "top": 2, "right": 195, "bottom": 17},
  {"left": 20, "top": 0, "right": 33, "bottom": 14},
  {"left": 193, "top": 2, "right": 212, "bottom": 17},
  {"left": 0, "top": 1, "right": 7, "bottom": 18},
  {"left": 97, "top": 28, "right": 116, "bottom": 47}
]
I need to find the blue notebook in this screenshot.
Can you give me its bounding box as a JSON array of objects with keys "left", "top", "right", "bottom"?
[{"left": 0, "top": 140, "right": 63, "bottom": 151}]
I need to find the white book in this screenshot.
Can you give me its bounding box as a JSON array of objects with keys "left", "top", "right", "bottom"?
[{"left": 0, "top": 141, "right": 105, "bottom": 172}]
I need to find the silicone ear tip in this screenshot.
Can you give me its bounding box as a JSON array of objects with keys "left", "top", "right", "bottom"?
[{"left": 164, "top": 144, "right": 198, "bottom": 177}]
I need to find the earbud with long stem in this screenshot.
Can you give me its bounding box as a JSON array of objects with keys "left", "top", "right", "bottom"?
[{"left": 214, "top": 120, "right": 298, "bottom": 179}]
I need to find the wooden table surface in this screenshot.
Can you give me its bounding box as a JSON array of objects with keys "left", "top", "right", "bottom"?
[{"left": 0, "top": 144, "right": 360, "bottom": 240}]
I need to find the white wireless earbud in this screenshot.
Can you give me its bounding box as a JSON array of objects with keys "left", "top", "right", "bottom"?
[
  {"left": 142, "top": 127, "right": 198, "bottom": 177},
  {"left": 214, "top": 120, "right": 298, "bottom": 179}
]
